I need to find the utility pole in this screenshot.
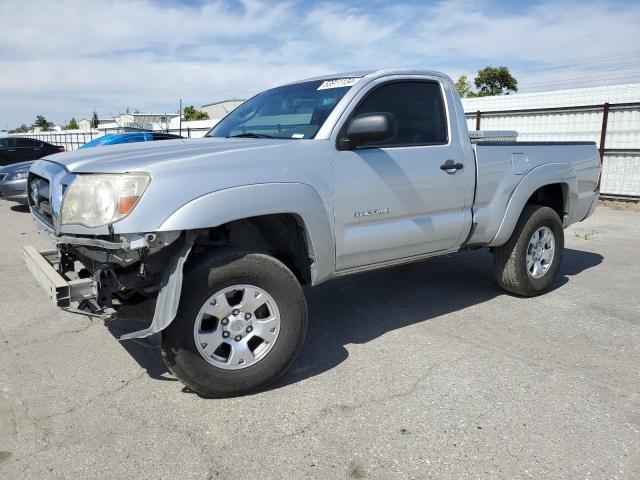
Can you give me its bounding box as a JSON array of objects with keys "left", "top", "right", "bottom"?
[{"left": 179, "top": 98, "right": 182, "bottom": 137}]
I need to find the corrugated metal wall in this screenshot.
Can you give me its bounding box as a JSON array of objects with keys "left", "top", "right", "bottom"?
[{"left": 462, "top": 84, "right": 640, "bottom": 198}]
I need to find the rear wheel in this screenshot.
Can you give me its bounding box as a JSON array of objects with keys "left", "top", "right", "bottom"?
[
  {"left": 161, "top": 249, "right": 307, "bottom": 398},
  {"left": 492, "top": 205, "right": 564, "bottom": 296}
]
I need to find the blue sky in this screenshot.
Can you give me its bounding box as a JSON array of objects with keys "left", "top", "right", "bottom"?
[{"left": 1, "top": 0, "right": 639, "bottom": 128}]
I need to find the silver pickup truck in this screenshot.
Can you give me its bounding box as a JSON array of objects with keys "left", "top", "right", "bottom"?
[{"left": 23, "top": 69, "right": 600, "bottom": 397}]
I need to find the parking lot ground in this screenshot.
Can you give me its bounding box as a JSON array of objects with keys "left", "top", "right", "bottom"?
[{"left": 0, "top": 199, "right": 638, "bottom": 480}]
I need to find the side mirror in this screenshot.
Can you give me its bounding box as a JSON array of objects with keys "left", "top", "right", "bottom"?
[{"left": 337, "top": 112, "right": 397, "bottom": 150}]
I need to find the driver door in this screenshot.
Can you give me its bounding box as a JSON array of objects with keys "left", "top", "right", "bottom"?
[{"left": 331, "top": 79, "right": 472, "bottom": 270}]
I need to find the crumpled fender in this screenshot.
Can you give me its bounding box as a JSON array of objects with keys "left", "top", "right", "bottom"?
[{"left": 119, "top": 230, "right": 198, "bottom": 340}]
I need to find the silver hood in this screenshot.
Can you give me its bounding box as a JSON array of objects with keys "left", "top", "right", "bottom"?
[
  {"left": 47, "top": 137, "right": 295, "bottom": 173},
  {"left": 33, "top": 136, "right": 332, "bottom": 235}
]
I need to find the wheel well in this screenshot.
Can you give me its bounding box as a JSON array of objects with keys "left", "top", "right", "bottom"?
[
  {"left": 526, "top": 183, "right": 566, "bottom": 220},
  {"left": 193, "top": 214, "right": 312, "bottom": 285}
]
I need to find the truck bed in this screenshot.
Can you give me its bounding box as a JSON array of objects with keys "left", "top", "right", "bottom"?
[{"left": 468, "top": 140, "right": 600, "bottom": 246}]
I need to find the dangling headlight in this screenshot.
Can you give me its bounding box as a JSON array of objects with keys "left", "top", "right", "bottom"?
[{"left": 61, "top": 173, "right": 151, "bottom": 227}]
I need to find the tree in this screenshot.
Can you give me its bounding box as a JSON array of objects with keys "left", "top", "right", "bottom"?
[
  {"left": 183, "top": 105, "right": 209, "bottom": 121},
  {"left": 473, "top": 66, "right": 518, "bottom": 96},
  {"left": 33, "top": 115, "right": 51, "bottom": 131},
  {"left": 65, "top": 117, "right": 79, "bottom": 130},
  {"left": 90, "top": 111, "right": 99, "bottom": 128},
  {"left": 455, "top": 75, "right": 472, "bottom": 98},
  {"left": 9, "top": 124, "right": 29, "bottom": 134}
]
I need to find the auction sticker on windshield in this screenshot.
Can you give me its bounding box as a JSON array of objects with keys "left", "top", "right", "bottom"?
[{"left": 317, "top": 78, "right": 360, "bottom": 90}]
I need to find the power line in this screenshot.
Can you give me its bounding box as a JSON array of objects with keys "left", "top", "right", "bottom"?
[{"left": 511, "top": 50, "right": 640, "bottom": 74}]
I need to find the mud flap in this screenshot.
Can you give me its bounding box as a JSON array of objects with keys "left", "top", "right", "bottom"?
[{"left": 119, "top": 231, "right": 198, "bottom": 340}]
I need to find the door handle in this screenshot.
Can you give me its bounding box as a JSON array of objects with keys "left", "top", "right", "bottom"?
[{"left": 440, "top": 160, "right": 464, "bottom": 173}]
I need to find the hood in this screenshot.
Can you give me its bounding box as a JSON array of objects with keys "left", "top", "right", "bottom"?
[
  {"left": 45, "top": 137, "right": 297, "bottom": 173},
  {"left": 31, "top": 135, "right": 332, "bottom": 235},
  {"left": 0, "top": 160, "right": 35, "bottom": 174}
]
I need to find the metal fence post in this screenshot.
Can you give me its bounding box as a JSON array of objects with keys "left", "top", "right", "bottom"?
[
  {"left": 599, "top": 102, "right": 610, "bottom": 161},
  {"left": 475, "top": 110, "right": 481, "bottom": 130},
  {"left": 596, "top": 102, "right": 610, "bottom": 190}
]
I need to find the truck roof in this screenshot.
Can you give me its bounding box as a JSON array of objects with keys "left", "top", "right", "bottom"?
[{"left": 281, "top": 69, "right": 454, "bottom": 87}]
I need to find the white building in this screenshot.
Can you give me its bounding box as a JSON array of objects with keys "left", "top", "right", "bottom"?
[
  {"left": 167, "top": 117, "right": 218, "bottom": 138},
  {"left": 461, "top": 83, "right": 640, "bottom": 198},
  {"left": 201, "top": 99, "right": 244, "bottom": 119},
  {"left": 78, "top": 118, "right": 114, "bottom": 131},
  {"left": 78, "top": 113, "right": 180, "bottom": 132}
]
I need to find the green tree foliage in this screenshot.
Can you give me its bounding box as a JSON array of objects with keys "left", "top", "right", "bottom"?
[
  {"left": 9, "top": 124, "right": 29, "bottom": 134},
  {"left": 183, "top": 105, "right": 210, "bottom": 121},
  {"left": 33, "top": 115, "right": 52, "bottom": 131},
  {"left": 90, "top": 111, "right": 99, "bottom": 128},
  {"left": 455, "top": 75, "right": 472, "bottom": 98},
  {"left": 65, "top": 117, "right": 79, "bottom": 130},
  {"left": 473, "top": 66, "right": 518, "bottom": 96}
]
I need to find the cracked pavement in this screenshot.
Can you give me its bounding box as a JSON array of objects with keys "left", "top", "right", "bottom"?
[{"left": 0, "top": 199, "right": 639, "bottom": 479}]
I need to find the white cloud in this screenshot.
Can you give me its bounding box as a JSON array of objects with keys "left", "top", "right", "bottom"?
[{"left": 0, "top": 0, "right": 639, "bottom": 127}]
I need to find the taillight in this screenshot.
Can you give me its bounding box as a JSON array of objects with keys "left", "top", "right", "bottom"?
[{"left": 57, "top": 146, "right": 65, "bottom": 152}]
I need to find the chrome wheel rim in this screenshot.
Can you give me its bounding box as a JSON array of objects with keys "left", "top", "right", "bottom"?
[
  {"left": 193, "top": 285, "right": 281, "bottom": 370},
  {"left": 526, "top": 226, "right": 555, "bottom": 279}
]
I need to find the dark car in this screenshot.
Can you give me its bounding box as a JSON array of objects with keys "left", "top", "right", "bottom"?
[
  {"left": 0, "top": 137, "right": 65, "bottom": 167},
  {"left": 80, "top": 132, "right": 183, "bottom": 149}
]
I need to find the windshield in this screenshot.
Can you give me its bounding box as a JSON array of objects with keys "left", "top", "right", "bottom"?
[{"left": 207, "top": 78, "right": 360, "bottom": 140}]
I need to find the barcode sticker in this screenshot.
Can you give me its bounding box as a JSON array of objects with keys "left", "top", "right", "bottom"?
[{"left": 317, "top": 78, "right": 360, "bottom": 90}]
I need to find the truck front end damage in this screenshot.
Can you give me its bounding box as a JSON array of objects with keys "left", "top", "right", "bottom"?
[
  {"left": 23, "top": 229, "right": 196, "bottom": 339},
  {"left": 23, "top": 159, "right": 197, "bottom": 340}
]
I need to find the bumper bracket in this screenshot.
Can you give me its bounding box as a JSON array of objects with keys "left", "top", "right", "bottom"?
[{"left": 22, "top": 245, "right": 97, "bottom": 308}]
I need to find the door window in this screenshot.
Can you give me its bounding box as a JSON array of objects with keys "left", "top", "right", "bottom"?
[
  {"left": 350, "top": 81, "right": 448, "bottom": 147},
  {"left": 0, "top": 138, "right": 12, "bottom": 148},
  {"left": 15, "top": 138, "right": 36, "bottom": 148}
]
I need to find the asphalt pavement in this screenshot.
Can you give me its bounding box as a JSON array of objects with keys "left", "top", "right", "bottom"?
[{"left": 0, "top": 199, "right": 638, "bottom": 479}]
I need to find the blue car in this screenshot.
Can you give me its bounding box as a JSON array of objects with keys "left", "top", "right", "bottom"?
[{"left": 80, "top": 132, "right": 182, "bottom": 148}]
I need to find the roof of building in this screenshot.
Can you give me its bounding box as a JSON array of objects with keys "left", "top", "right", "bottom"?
[
  {"left": 117, "top": 113, "right": 180, "bottom": 117},
  {"left": 201, "top": 99, "right": 245, "bottom": 108}
]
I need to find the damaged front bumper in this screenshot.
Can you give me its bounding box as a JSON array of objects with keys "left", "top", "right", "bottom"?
[
  {"left": 22, "top": 230, "right": 197, "bottom": 340},
  {"left": 22, "top": 245, "right": 97, "bottom": 309}
]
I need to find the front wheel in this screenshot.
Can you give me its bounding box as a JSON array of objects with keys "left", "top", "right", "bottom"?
[
  {"left": 161, "top": 249, "right": 308, "bottom": 398},
  {"left": 492, "top": 205, "right": 564, "bottom": 296}
]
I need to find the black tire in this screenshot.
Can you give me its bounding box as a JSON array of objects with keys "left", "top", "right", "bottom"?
[
  {"left": 492, "top": 204, "right": 564, "bottom": 297},
  {"left": 161, "top": 248, "right": 307, "bottom": 398}
]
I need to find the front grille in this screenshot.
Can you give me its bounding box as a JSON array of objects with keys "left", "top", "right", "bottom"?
[{"left": 28, "top": 172, "right": 53, "bottom": 227}]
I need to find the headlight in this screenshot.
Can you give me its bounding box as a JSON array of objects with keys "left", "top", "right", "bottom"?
[
  {"left": 61, "top": 173, "right": 151, "bottom": 228},
  {"left": 7, "top": 168, "right": 30, "bottom": 181}
]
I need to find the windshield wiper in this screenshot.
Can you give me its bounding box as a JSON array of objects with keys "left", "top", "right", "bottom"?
[{"left": 228, "top": 133, "right": 274, "bottom": 139}]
